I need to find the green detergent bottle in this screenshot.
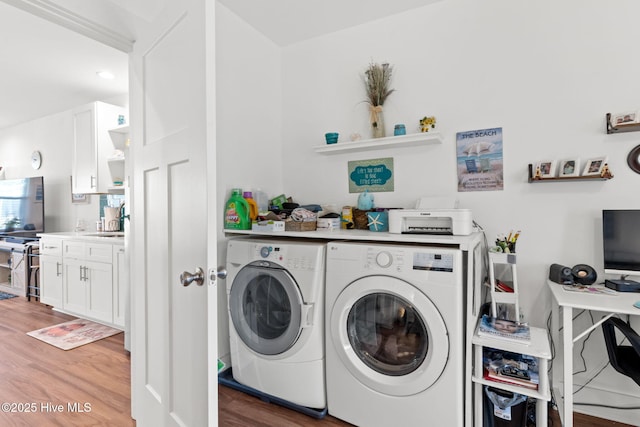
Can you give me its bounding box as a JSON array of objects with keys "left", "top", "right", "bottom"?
[{"left": 224, "top": 188, "right": 251, "bottom": 230}]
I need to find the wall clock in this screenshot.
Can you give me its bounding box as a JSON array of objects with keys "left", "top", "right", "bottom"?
[
  {"left": 628, "top": 145, "right": 640, "bottom": 174},
  {"left": 31, "top": 150, "right": 42, "bottom": 170}
]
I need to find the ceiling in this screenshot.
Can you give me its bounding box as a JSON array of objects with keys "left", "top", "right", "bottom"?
[
  {"left": 0, "top": 2, "right": 128, "bottom": 130},
  {"left": 0, "top": 0, "right": 439, "bottom": 130},
  {"left": 217, "top": 0, "right": 441, "bottom": 47}
]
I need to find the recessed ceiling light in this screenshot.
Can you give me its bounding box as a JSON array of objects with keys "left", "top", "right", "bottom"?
[{"left": 97, "top": 70, "right": 115, "bottom": 80}]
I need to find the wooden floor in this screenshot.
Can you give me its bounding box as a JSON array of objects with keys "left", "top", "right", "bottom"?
[
  {"left": 219, "top": 382, "right": 633, "bottom": 427},
  {"left": 0, "top": 295, "right": 134, "bottom": 426},
  {"left": 0, "top": 296, "right": 631, "bottom": 426}
]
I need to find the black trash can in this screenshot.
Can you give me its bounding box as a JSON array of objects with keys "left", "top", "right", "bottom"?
[{"left": 484, "top": 386, "right": 528, "bottom": 427}]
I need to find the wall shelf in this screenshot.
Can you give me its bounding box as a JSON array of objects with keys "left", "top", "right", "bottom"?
[
  {"left": 527, "top": 164, "right": 613, "bottom": 183},
  {"left": 108, "top": 125, "right": 130, "bottom": 150},
  {"left": 606, "top": 113, "right": 640, "bottom": 134},
  {"left": 313, "top": 132, "right": 443, "bottom": 154}
]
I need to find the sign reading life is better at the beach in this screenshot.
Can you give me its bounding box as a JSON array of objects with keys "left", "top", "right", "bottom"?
[{"left": 348, "top": 157, "right": 394, "bottom": 193}]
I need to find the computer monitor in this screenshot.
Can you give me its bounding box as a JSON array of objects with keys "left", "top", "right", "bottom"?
[{"left": 603, "top": 209, "right": 640, "bottom": 279}]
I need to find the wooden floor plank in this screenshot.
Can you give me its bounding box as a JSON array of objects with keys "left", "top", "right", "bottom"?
[{"left": 0, "top": 296, "right": 134, "bottom": 427}]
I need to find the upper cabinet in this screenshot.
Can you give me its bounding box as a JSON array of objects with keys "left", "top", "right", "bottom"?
[{"left": 72, "top": 102, "right": 126, "bottom": 194}]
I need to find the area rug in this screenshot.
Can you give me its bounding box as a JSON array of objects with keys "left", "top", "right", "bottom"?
[
  {"left": 27, "top": 319, "right": 121, "bottom": 350},
  {"left": 0, "top": 291, "right": 17, "bottom": 300}
]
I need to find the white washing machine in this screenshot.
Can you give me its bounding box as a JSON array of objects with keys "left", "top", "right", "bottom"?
[
  {"left": 226, "top": 237, "right": 326, "bottom": 409},
  {"left": 326, "top": 241, "right": 466, "bottom": 426}
]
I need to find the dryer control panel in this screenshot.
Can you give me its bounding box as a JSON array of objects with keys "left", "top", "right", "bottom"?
[{"left": 365, "top": 247, "right": 454, "bottom": 273}]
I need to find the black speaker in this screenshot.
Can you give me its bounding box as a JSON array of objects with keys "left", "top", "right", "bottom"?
[
  {"left": 549, "top": 263, "right": 573, "bottom": 284},
  {"left": 572, "top": 264, "right": 597, "bottom": 285}
]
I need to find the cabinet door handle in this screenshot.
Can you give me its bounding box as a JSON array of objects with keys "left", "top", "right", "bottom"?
[
  {"left": 91, "top": 176, "right": 96, "bottom": 189},
  {"left": 80, "top": 266, "right": 84, "bottom": 281},
  {"left": 56, "top": 262, "right": 61, "bottom": 277}
]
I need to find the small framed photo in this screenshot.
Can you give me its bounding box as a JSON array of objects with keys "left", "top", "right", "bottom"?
[
  {"left": 535, "top": 160, "right": 557, "bottom": 178},
  {"left": 559, "top": 158, "right": 580, "bottom": 177},
  {"left": 611, "top": 111, "right": 639, "bottom": 126},
  {"left": 582, "top": 156, "right": 608, "bottom": 176}
]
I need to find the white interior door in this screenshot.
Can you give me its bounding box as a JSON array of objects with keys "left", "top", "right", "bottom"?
[{"left": 129, "top": 1, "right": 217, "bottom": 426}]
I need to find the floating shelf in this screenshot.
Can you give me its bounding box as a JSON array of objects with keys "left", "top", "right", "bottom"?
[
  {"left": 313, "top": 132, "right": 443, "bottom": 154},
  {"left": 606, "top": 113, "right": 640, "bottom": 134},
  {"left": 108, "top": 125, "right": 130, "bottom": 150},
  {"left": 527, "top": 164, "right": 613, "bottom": 183}
]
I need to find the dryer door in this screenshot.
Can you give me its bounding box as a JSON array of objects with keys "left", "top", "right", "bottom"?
[
  {"left": 229, "top": 261, "right": 305, "bottom": 355},
  {"left": 330, "top": 275, "right": 449, "bottom": 396}
]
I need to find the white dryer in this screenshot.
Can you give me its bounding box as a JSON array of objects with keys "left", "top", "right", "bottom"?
[
  {"left": 226, "top": 238, "right": 326, "bottom": 409},
  {"left": 325, "top": 241, "right": 466, "bottom": 426}
]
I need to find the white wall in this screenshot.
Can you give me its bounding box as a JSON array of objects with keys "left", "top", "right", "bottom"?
[
  {"left": 215, "top": 3, "right": 284, "bottom": 365},
  {"left": 278, "top": 0, "right": 640, "bottom": 421},
  {"left": 0, "top": 110, "right": 101, "bottom": 232}
]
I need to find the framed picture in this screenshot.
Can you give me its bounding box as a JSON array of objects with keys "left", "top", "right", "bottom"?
[
  {"left": 582, "top": 156, "right": 608, "bottom": 176},
  {"left": 535, "top": 160, "right": 557, "bottom": 178},
  {"left": 559, "top": 158, "right": 580, "bottom": 177},
  {"left": 611, "top": 111, "right": 639, "bottom": 126},
  {"left": 70, "top": 177, "right": 88, "bottom": 204}
]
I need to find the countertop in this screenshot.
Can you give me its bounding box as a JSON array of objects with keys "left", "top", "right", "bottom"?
[
  {"left": 224, "top": 229, "right": 484, "bottom": 251},
  {"left": 38, "top": 231, "right": 125, "bottom": 244}
]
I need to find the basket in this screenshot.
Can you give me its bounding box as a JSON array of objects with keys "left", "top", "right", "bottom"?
[
  {"left": 285, "top": 220, "right": 317, "bottom": 232},
  {"left": 353, "top": 208, "right": 371, "bottom": 230}
]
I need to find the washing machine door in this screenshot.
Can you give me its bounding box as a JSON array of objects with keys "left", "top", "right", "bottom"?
[
  {"left": 330, "top": 275, "right": 449, "bottom": 396},
  {"left": 229, "top": 261, "right": 306, "bottom": 355}
]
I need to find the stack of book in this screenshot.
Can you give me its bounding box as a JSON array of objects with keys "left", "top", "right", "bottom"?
[{"left": 477, "top": 314, "right": 531, "bottom": 344}]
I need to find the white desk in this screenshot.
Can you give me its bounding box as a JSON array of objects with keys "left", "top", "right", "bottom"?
[{"left": 547, "top": 280, "right": 640, "bottom": 426}]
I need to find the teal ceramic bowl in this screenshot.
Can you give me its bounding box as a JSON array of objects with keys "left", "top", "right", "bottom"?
[{"left": 325, "top": 132, "right": 339, "bottom": 144}]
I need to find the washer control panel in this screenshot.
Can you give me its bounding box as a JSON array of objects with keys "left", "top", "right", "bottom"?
[
  {"left": 255, "top": 244, "right": 286, "bottom": 261},
  {"left": 253, "top": 244, "right": 316, "bottom": 270}
]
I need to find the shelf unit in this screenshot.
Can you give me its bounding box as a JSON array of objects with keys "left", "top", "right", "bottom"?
[
  {"left": 107, "top": 125, "right": 129, "bottom": 193},
  {"left": 527, "top": 163, "right": 613, "bottom": 183},
  {"left": 313, "top": 132, "right": 443, "bottom": 154},
  {"left": 606, "top": 113, "right": 640, "bottom": 134},
  {"left": 471, "top": 251, "right": 551, "bottom": 426}
]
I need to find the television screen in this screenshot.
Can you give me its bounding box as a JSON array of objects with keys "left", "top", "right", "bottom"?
[
  {"left": 603, "top": 209, "right": 640, "bottom": 276},
  {"left": 0, "top": 176, "right": 44, "bottom": 236}
]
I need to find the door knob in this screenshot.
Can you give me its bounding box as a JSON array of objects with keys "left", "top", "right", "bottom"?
[
  {"left": 180, "top": 267, "right": 204, "bottom": 287},
  {"left": 211, "top": 265, "right": 227, "bottom": 281},
  {"left": 210, "top": 266, "right": 227, "bottom": 282}
]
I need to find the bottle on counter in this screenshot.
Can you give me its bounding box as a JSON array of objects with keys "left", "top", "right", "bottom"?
[
  {"left": 253, "top": 188, "right": 269, "bottom": 214},
  {"left": 224, "top": 188, "right": 251, "bottom": 230},
  {"left": 243, "top": 191, "right": 259, "bottom": 221}
]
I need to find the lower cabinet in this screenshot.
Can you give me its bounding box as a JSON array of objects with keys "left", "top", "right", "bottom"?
[
  {"left": 63, "top": 258, "right": 113, "bottom": 324},
  {"left": 40, "top": 238, "right": 63, "bottom": 307},
  {"left": 40, "top": 236, "right": 126, "bottom": 329}
]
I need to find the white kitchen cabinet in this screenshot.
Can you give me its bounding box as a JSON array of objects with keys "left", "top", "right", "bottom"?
[
  {"left": 40, "top": 237, "right": 63, "bottom": 307},
  {"left": 62, "top": 240, "right": 114, "bottom": 324},
  {"left": 72, "top": 101, "right": 126, "bottom": 194}
]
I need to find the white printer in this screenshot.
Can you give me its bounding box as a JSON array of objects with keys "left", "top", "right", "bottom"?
[{"left": 388, "top": 197, "right": 474, "bottom": 236}]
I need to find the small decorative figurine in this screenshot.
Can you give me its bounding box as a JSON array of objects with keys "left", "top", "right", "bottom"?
[{"left": 419, "top": 116, "right": 437, "bottom": 132}]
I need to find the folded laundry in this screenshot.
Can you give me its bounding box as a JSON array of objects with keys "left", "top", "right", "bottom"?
[{"left": 290, "top": 207, "right": 317, "bottom": 222}]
